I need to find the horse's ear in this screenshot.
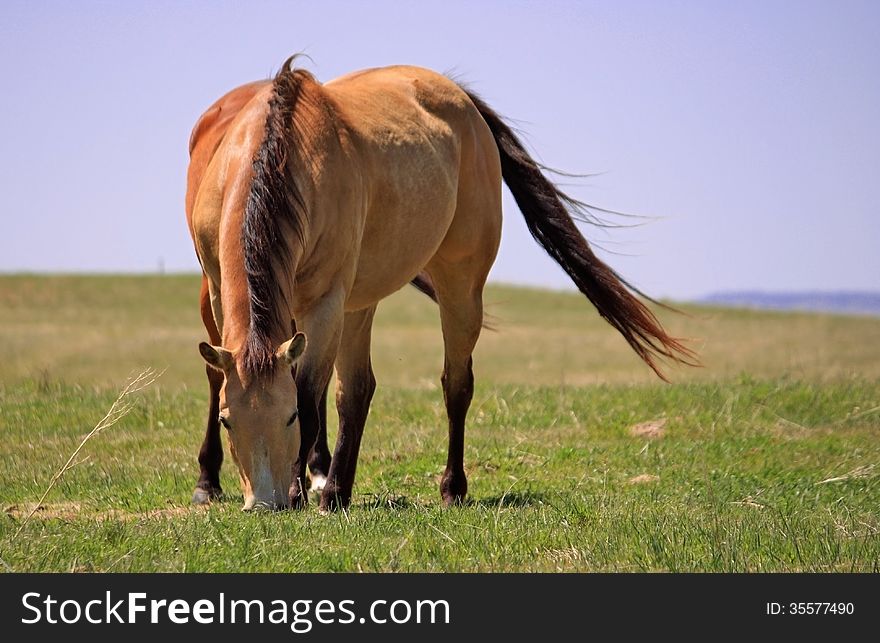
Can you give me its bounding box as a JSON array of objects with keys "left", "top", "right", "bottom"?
[
  {"left": 277, "top": 332, "right": 307, "bottom": 366},
  {"left": 199, "top": 342, "right": 233, "bottom": 372}
]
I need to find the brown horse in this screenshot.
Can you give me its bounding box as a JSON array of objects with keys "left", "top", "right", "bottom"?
[
  {"left": 185, "top": 78, "right": 439, "bottom": 502},
  {"left": 185, "top": 57, "right": 694, "bottom": 511}
]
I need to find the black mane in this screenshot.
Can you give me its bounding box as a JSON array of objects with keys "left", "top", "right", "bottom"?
[{"left": 241, "top": 57, "right": 313, "bottom": 378}]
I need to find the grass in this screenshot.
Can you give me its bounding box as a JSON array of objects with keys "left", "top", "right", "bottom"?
[{"left": 0, "top": 274, "right": 878, "bottom": 571}]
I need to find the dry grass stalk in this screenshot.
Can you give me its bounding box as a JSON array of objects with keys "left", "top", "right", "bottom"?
[
  {"left": 7, "top": 368, "right": 162, "bottom": 543},
  {"left": 816, "top": 464, "right": 876, "bottom": 486}
]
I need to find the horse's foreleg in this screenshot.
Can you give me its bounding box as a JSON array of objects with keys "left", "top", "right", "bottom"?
[
  {"left": 307, "top": 383, "right": 332, "bottom": 493},
  {"left": 192, "top": 365, "right": 224, "bottom": 504},
  {"left": 193, "top": 276, "right": 224, "bottom": 504},
  {"left": 288, "top": 292, "right": 345, "bottom": 509},
  {"left": 320, "top": 306, "right": 377, "bottom": 512}
]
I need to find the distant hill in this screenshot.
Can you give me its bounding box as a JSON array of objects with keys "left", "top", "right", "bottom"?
[{"left": 698, "top": 291, "right": 880, "bottom": 316}]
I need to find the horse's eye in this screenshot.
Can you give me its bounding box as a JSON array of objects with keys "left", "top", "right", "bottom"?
[
  {"left": 286, "top": 411, "right": 298, "bottom": 427},
  {"left": 219, "top": 415, "right": 231, "bottom": 430}
]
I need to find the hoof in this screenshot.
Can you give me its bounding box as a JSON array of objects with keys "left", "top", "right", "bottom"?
[
  {"left": 442, "top": 493, "right": 467, "bottom": 507},
  {"left": 289, "top": 490, "right": 309, "bottom": 510},
  {"left": 242, "top": 500, "right": 280, "bottom": 513},
  {"left": 319, "top": 487, "right": 351, "bottom": 513},
  {"left": 309, "top": 474, "right": 327, "bottom": 493},
  {"left": 440, "top": 470, "right": 467, "bottom": 506},
  {"left": 191, "top": 487, "right": 221, "bottom": 505}
]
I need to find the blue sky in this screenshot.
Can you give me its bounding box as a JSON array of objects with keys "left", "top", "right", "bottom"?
[{"left": 1, "top": 0, "right": 877, "bottom": 299}]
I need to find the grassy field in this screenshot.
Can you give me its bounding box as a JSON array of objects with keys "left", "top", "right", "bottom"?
[{"left": 0, "top": 274, "right": 878, "bottom": 572}]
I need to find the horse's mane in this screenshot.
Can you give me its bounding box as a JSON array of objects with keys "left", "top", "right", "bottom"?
[{"left": 241, "top": 57, "right": 318, "bottom": 378}]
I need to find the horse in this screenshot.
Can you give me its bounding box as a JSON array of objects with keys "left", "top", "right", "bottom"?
[
  {"left": 185, "top": 78, "right": 441, "bottom": 503},
  {"left": 185, "top": 56, "right": 694, "bottom": 512}
]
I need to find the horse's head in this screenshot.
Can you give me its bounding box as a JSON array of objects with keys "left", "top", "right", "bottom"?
[{"left": 198, "top": 332, "right": 307, "bottom": 511}]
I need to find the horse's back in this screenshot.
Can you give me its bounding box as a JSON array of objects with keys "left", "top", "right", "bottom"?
[
  {"left": 327, "top": 65, "right": 472, "bottom": 114},
  {"left": 326, "top": 66, "right": 479, "bottom": 164}
]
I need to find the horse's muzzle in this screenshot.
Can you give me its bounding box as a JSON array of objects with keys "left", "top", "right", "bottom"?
[{"left": 242, "top": 497, "right": 287, "bottom": 512}]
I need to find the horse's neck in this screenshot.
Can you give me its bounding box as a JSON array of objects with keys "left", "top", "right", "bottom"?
[
  {"left": 220, "top": 74, "right": 345, "bottom": 353},
  {"left": 218, "top": 267, "right": 254, "bottom": 352},
  {"left": 221, "top": 239, "right": 302, "bottom": 357}
]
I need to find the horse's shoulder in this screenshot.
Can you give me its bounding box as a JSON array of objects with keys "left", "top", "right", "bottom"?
[{"left": 189, "top": 80, "right": 271, "bottom": 156}]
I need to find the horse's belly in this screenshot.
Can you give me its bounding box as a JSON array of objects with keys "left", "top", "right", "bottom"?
[{"left": 346, "top": 179, "right": 458, "bottom": 310}]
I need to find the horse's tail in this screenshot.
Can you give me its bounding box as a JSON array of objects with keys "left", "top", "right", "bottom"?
[
  {"left": 462, "top": 88, "right": 697, "bottom": 379},
  {"left": 409, "top": 273, "right": 437, "bottom": 302}
]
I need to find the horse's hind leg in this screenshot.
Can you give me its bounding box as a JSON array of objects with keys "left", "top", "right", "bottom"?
[
  {"left": 193, "top": 275, "right": 224, "bottom": 504},
  {"left": 426, "top": 259, "right": 490, "bottom": 506},
  {"left": 426, "top": 135, "right": 501, "bottom": 503}
]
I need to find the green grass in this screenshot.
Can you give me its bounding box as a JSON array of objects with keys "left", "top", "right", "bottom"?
[{"left": 0, "top": 275, "right": 878, "bottom": 571}]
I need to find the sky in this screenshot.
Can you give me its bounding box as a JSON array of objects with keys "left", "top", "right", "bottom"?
[{"left": 1, "top": 0, "right": 878, "bottom": 300}]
